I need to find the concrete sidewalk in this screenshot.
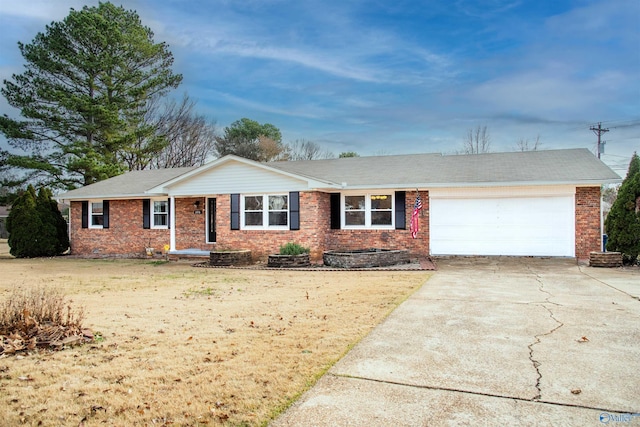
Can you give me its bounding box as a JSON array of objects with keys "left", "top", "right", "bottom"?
[{"left": 272, "top": 257, "right": 640, "bottom": 426}]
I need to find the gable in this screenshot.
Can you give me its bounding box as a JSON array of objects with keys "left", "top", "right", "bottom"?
[{"left": 165, "top": 161, "right": 312, "bottom": 195}]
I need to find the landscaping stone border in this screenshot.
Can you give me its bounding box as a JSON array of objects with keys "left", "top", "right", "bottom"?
[
  {"left": 209, "top": 250, "right": 252, "bottom": 266},
  {"left": 267, "top": 253, "right": 311, "bottom": 268},
  {"left": 589, "top": 251, "right": 623, "bottom": 268},
  {"left": 323, "top": 248, "right": 410, "bottom": 268}
]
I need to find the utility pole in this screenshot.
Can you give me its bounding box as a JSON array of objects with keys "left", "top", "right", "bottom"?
[{"left": 590, "top": 122, "right": 609, "bottom": 159}]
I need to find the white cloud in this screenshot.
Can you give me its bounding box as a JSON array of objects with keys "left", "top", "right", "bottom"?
[{"left": 0, "top": 0, "right": 91, "bottom": 21}]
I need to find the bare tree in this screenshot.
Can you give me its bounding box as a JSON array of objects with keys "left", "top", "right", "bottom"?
[
  {"left": 285, "top": 139, "right": 335, "bottom": 161},
  {"left": 120, "top": 94, "right": 217, "bottom": 170},
  {"left": 515, "top": 135, "right": 541, "bottom": 151},
  {"left": 460, "top": 125, "right": 491, "bottom": 154},
  {"left": 151, "top": 96, "right": 217, "bottom": 168}
]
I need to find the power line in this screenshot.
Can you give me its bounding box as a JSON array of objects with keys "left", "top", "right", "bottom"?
[{"left": 599, "top": 118, "right": 640, "bottom": 129}]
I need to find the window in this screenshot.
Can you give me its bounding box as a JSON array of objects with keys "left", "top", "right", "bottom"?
[
  {"left": 153, "top": 200, "right": 168, "bottom": 228},
  {"left": 268, "top": 195, "right": 288, "bottom": 226},
  {"left": 244, "top": 196, "right": 263, "bottom": 226},
  {"left": 242, "top": 194, "right": 288, "bottom": 228},
  {"left": 342, "top": 194, "right": 393, "bottom": 228},
  {"left": 371, "top": 195, "right": 392, "bottom": 225},
  {"left": 90, "top": 202, "right": 104, "bottom": 228},
  {"left": 344, "top": 195, "right": 365, "bottom": 226}
]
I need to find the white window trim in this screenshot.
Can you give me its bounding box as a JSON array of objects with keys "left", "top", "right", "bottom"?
[
  {"left": 89, "top": 200, "right": 104, "bottom": 229},
  {"left": 241, "top": 194, "right": 289, "bottom": 230},
  {"left": 151, "top": 198, "right": 169, "bottom": 229},
  {"left": 342, "top": 192, "right": 395, "bottom": 229}
]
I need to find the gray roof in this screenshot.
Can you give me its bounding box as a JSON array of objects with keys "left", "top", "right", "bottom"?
[
  {"left": 270, "top": 148, "right": 620, "bottom": 188},
  {"left": 58, "top": 149, "right": 620, "bottom": 199},
  {"left": 58, "top": 167, "right": 195, "bottom": 200}
]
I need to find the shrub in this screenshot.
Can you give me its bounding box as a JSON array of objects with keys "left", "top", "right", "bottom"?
[
  {"left": 279, "top": 242, "right": 310, "bottom": 256},
  {"left": 7, "top": 185, "right": 69, "bottom": 257},
  {"left": 605, "top": 152, "right": 640, "bottom": 264}
]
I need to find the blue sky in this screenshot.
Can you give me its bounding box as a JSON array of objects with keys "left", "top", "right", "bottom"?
[{"left": 0, "top": 0, "right": 638, "bottom": 174}]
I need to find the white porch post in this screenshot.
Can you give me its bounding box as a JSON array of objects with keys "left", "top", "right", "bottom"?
[{"left": 170, "top": 196, "right": 176, "bottom": 251}]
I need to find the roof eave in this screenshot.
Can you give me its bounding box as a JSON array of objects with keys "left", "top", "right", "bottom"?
[
  {"left": 330, "top": 178, "right": 622, "bottom": 191},
  {"left": 57, "top": 193, "right": 162, "bottom": 202}
]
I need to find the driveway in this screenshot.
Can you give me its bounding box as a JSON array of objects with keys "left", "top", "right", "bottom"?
[{"left": 272, "top": 257, "right": 640, "bottom": 426}]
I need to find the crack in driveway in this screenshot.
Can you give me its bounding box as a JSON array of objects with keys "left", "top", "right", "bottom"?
[
  {"left": 329, "top": 372, "right": 630, "bottom": 414},
  {"left": 527, "top": 270, "right": 564, "bottom": 401}
]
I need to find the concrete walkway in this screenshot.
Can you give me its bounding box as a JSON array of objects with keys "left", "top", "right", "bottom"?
[{"left": 272, "top": 257, "right": 640, "bottom": 426}]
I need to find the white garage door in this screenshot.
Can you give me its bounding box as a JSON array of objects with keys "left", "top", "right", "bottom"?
[{"left": 430, "top": 195, "right": 575, "bottom": 256}]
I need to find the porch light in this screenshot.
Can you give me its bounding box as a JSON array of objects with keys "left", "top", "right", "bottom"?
[{"left": 193, "top": 200, "right": 200, "bottom": 208}]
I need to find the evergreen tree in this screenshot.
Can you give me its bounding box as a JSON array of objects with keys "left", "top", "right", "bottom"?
[
  {"left": 605, "top": 152, "right": 640, "bottom": 264},
  {"left": 7, "top": 185, "right": 69, "bottom": 257},
  {"left": 7, "top": 186, "right": 41, "bottom": 258},
  {"left": 0, "top": 2, "right": 182, "bottom": 189},
  {"left": 37, "top": 187, "right": 70, "bottom": 255}
]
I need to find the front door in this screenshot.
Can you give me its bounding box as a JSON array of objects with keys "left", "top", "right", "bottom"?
[{"left": 207, "top": 198, "right": 216, "bottom": 242}]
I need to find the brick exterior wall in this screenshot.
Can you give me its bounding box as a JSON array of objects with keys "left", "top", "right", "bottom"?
[
  {"left": 210, "top": 192, "right": 328, "bottom": 261},
  {"left": 325, "top": 191, "right": 430, "bottom": 258},
  {"left": 174, "top": 197, "right": 207, "bottom": 250},
  {"left": 575, "top": 186, "right": 602, "bottom": 261},
  {"left": 69, "top": 191, "right": 432, "bottom": 261},
  {"left": 69, "top": 187, "right": 600, "bottom": 261},
  {"left": 70, "top": 200, "right": 170, "bottom": 257}
]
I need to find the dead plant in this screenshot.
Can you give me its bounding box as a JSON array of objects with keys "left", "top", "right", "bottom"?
[{"left": 0, "top": 286, "right": 89, "bottom": 354}]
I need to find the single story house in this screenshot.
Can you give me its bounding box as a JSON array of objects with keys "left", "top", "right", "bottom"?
[{"left": 58, "top": 148, "right": 620, "bottom": 262}]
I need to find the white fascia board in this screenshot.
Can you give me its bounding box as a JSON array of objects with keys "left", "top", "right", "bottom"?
[
  {"left": 58, "top": 193, "right": 165, "bottom": 202},
  {"left": 429, "top": 184, "right": 577, "bottom": 199},
  {"left": 336, "top": 178, "right": 620, "bottom": 192}
]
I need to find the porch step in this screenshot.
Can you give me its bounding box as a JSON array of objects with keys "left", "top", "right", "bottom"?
[{"left": 168, "top": 249, "right": 210, "bottom": 261}]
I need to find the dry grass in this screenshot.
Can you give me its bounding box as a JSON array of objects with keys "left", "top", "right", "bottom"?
[
  {"left": 0, "top": 286, "right": 85, "bottom": 335},
  {"left": 0, "top": 255, "right": 430, "bottom": 426}
]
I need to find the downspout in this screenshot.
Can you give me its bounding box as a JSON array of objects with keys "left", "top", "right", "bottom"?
[
  {"left": 63, "top": 199, "right": 70, "bottom": 253},
  {"left": 170, "top": 196, "right": 176, "bottom": 251},
  {"left": 600, "top": 187, "right": 604, "bottom": 252}
]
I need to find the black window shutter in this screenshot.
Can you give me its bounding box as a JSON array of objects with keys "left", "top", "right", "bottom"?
[
  {"left": 395, "top": 191, "right": 406, "bottom": 229},
  {"left": 103, "top": 200, "right": 110, "bottom": 229},
  {"left": 230, "top": 194, "right": 240, "bottom": 230},
  {"left": 81, "top": 201, "right": 89, "bottom": 229},
  {"left": 167, "top": 198, "right": 171, "bottom": 229},
  {"left": 289, "top": 191, "right": 300, "bottom": 230},
  {"left": 330, "top": 193, "right": 341, "bottom": 229},
  {"left": 143, "top": 199, "right": 150, "bottom": 229}
]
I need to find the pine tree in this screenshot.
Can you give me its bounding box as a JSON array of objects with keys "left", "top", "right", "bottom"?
[
  {"left": 0, "top": 2, "right": 182, "bottom": 189},
  {"left": 605, "top": 152, "right": 640, "bottom": 264}
]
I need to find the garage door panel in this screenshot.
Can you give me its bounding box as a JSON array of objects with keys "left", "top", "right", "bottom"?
[{"left": 430, "top": 196, "right": 574, "bottom": 257}]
